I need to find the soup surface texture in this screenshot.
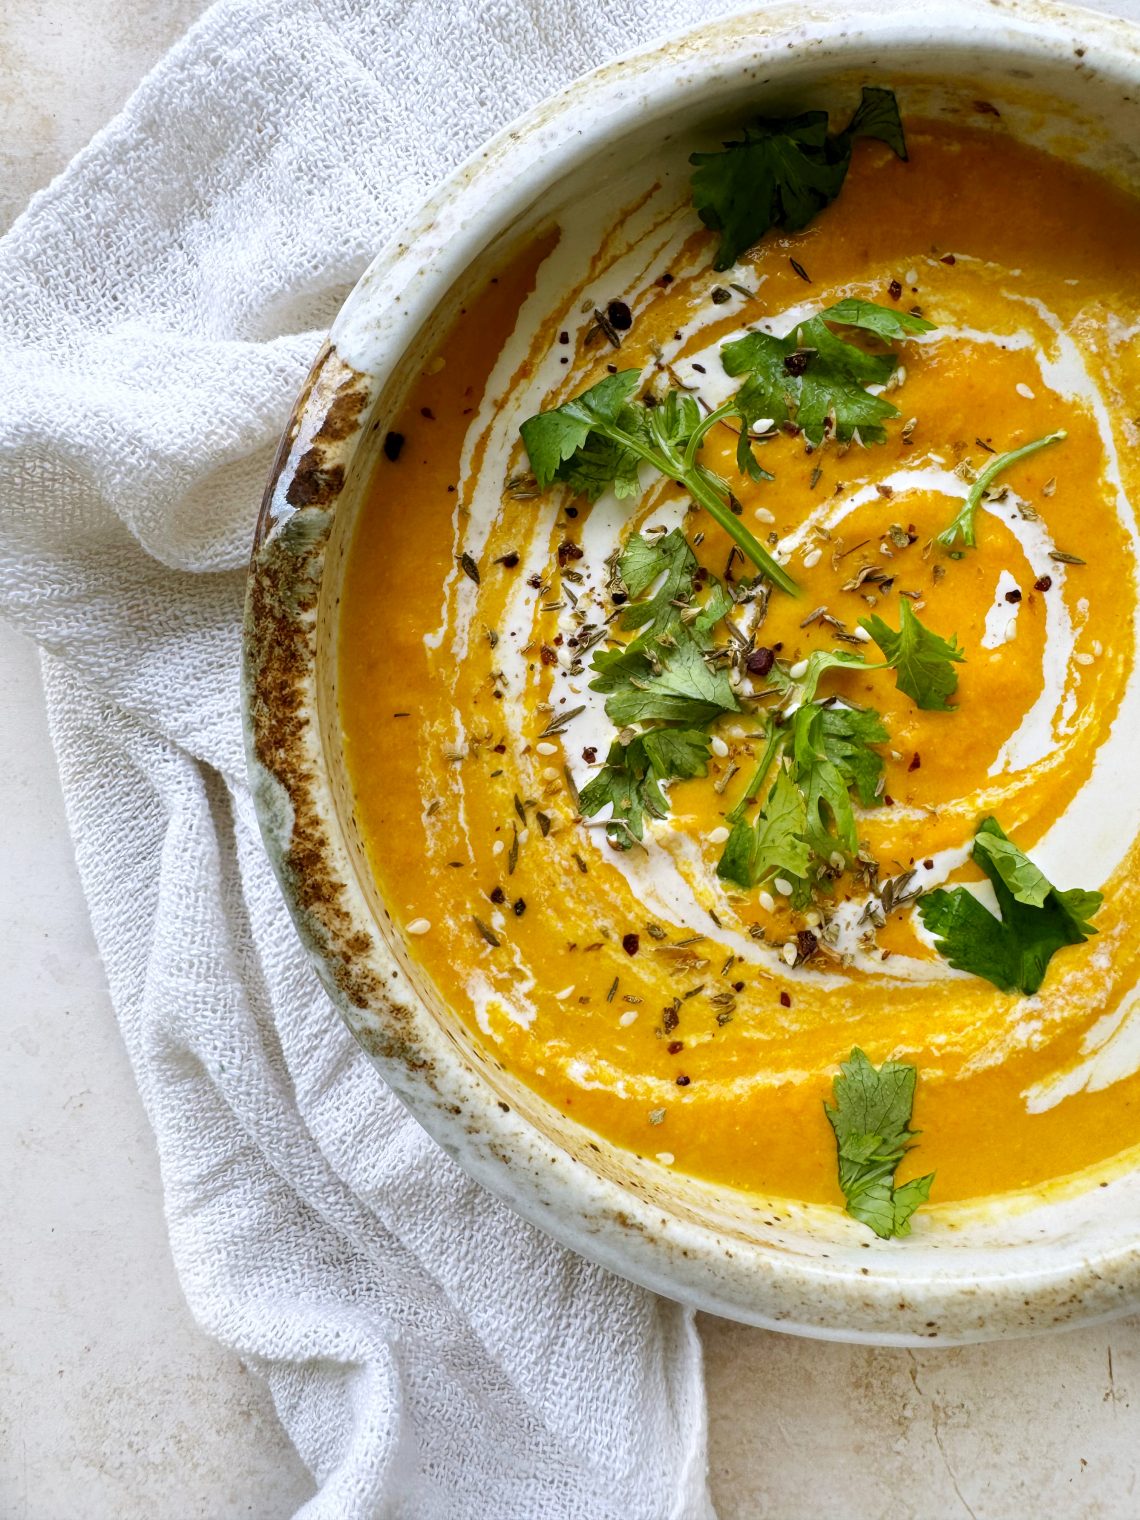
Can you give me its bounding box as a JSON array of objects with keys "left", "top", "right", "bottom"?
[{"left": 339, "top": 117, "right": 1140, "bottom": 1217}]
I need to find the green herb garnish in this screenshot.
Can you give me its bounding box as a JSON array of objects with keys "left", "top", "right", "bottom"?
[
  {"left": 937, "top": 430, "right": 1067, "bottom": 550},
  {"left": 825, "top": 1047, "right": 934, "bottom": 1239},
  {"left": 918, "top": 817, "right": 1102, "bottom": 994},
  {"left": 717, "top": 766, "right": 813, "bottom": 893},
  {"left": 520, "top": 377, "right": 797, "bottom": 593},
  {"left": 578, "top": 729, "right": 711, "bottom": 849},
  {"left": 721, "top": 299, "right": 933, "bottom": 448},
  {"left": 690, "top": 87, "right": 908, "bottom": 271},
  {"left": 860, "top": 598, "right": 965, "bottom": 711}
]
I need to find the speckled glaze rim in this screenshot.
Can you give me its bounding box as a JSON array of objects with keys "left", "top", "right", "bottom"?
[{"left": 244, "top": 0, "right": 1140, "bottom": 1345}]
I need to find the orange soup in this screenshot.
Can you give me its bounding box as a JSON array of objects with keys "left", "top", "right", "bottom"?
[{"left": 338, "top": 115, "right": 1140, "bottom": 1225}]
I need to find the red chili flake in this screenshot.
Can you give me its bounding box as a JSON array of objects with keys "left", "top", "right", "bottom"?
[
  {"left": 746, "top": 647, "right": 775, "bottom": 677},
  {"left": 908, "top": 753, "right": 921, "bottom": 772},
  {"left": 622, "top": 933, "right": 640, "bottom": 957},
  {"left": 733, "top": 981, "right": 745, "bottom": 992},
  {"left": 656, "top": 272, "right": 675, "bottom": 287},
  {"left": 784, "top": 351, "right": 810, "bottom": 377},
  {"left": 383, "top": 431, "right": 405, "bottom": 461},
  {"left": 888, "top": 279, "right": 903, "bottom": 301},
  {"left": 495, "top": 551, "right": 520, "bottom": 568},
  {"left": 779, "top": 991, "right": 792, "bottom": 1009},
  {"left": 582, "top": 746, "right": 597, "bottom": 764},
  {"left": 692, "top": 565, "right": 709, "bottom": 586},
  {"left": 540, "top": 645, "right": 558, "bottom": 666},
  {"left": 796, "top": 929, "right": 818, "bottom": 962},
  {"left": 558, "top": 330, "right": 569, "bottom": 344},
  {"left": 1034, "top": 574, "right": 1053, "bottom": 592},
  {"left": 940, "top": 253, "right": 957, "bottom": 265},
  {"left": 924, "top": 858, "right": 935, "bottom": 870},
  {"left": 1005, "top": 589, "right": 1022, "bottom": 603},
  {"left": 883, "top": 794, "right": 895, "bottom": 806},
  {"left": 676, "top": 1074, "right": 691, "bottom": 1087},
  {"left": 553, "top": 634, "right": 563, "bottom": 647},
  {"left": 490, "top": 886, "right": 505, "bottom": 904},
  {"left": 493, "top": 742, "right": 506, "bottom": 754},
  {"left": 606, "top": 299, "right": 633, "bottom": 331},
  {"left": 667, "top": 1040, "right": 684, "bottom": 1055},
  {"left": 557, "top": 541, "right": 584, "bottom": 568}
]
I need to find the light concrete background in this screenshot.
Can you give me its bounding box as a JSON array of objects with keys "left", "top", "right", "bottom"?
[{"left": 1, "top": 3, "right": 1139, "bottom": 1517}]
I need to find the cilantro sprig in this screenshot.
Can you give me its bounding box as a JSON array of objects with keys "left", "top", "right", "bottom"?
[
  {"left": 860, "top": 598, "right": 965, "bottom": 711},
  {"left": 919, "top": 817, "right": 1101, "bottom": 994},
  {"left": 520, "top": 376, "right": 798, "bottom": 594},
  {"left": 578, "top": 729, "right": 711, "bottom": 849},
  {"left": 690, "top": 87, "right": 908, "bottom": 270},
  {"left": 721, "top": 299, "right": 933, "bottom": 448},
  {"left": 825, "top": 1048, "right": 934, "bottom": 1239},
  {"left": 937, "top": 430, "right": 1066, "bottom": 550}
]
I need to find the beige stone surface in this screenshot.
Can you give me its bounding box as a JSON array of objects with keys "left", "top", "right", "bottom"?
[{"left": 2, "top": 4, "right": 1139, "bottom": 1516}]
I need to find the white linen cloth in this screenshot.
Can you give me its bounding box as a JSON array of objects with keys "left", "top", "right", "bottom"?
[{"left": 0, "top": 0, "right": 756, "bottom": 1514}]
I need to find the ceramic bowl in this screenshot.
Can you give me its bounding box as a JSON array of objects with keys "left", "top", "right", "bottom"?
[{"left": 243, "top": 0, "right": 1140, "bottom": 1344}]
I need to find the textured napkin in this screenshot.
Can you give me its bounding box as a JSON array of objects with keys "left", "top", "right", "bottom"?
[{"left": 0, "top": 0, "right": 761, "bottom": 1514}]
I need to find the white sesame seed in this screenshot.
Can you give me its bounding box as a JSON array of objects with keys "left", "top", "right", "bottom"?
[
  {"left": 710, "top": 735, "right": 729, "bottom": 758},
  {"left": 804, "top": 909, "right": 822, "bottom": 927},
  {"left": 774, "top": 876, "right": 794, "bottom": 896},
  {"left": 1004, "top": 618, "right": 1018, "bottom": 643},
  {"left": 759, "top": 890, "right": 776, "bottom": 914},
  {"left": 803, "top": 547, "right": 823, "bottom": 569},
  {"left": 619, "top": 1009, "right": 638, "bottom": 1027},
  {"left": 492, "top": 840, "right": 505, "bottom": 856},
  {"left": 656, "top": 1152, "right": 675, "bottom": 1166},
  {"left": 1016, "top": 382, "right": 1035, "bottom": 400},
  {"left": 708, "top": 826, "right": 730, "bottom": 845},
  {"left": 541, "top": 766, "right": 560, "bottom": 780},
  {"left": 783, "top": 941, "right": 798, "bottom": 966},
  {"left": 830, "top": 852, "right": 845, "bottom": 870},
  {"left": 789, "top": 659, "right": 809, "bottom": 679},
  {"left": 554, "top": 985, "right": 575, "bottom": 1000},
  {"left": 754, "top": 507, "right": 775, "bottom": 523},
  {"left": 406, "top": 918, "right": 432, "bottom": 936},
  {"left": 1075, "top": 651, "right": 1095, "bottom": 666},
  {"left": 518, "top": 828, "right": 530, "bottom": 844},
  {"left": 905, "top": 268, "right": 918, "bottom": 285},
  {"left": 895, "top": 365, "right": 907, "bottom": 386},
  {"left": 852, "top": 625, "right": 872, "bottom": 643},
  {"left": 1093, "top": 641, "right": 1103, "bottom": 656},
  {"left": 536, "top": 741, "right": 558, "bottom": 756}
]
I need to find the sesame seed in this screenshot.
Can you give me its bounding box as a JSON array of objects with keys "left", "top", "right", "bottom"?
[
  {"left": 406, "top": 918, "right": 432, "bottom": 936},
  {"left": 708, "top": 826, "right": 730, "bottom": 845},
  {"left": 536, "top": 741, "right": 558, "bottom": 756},
  {"left": 754, "top": 507, "right": 775, "bottom": 524},
  {"left": 774, "top": 876, "right": 794, "bottom": 896},
  {"left": 541, "top": 766, "right": 560, "bottom": 780},
  {"left": 905, "top": 268, "right": 918, "bottom": 285},
  {"left": 619, "top": 1009, "right": 638, "bottom": 1027},
  {"left": 710, "top": 735, "right": 730, "bottom": 758},
  {"left": 555, "top": 985, "right": 575, "bottom": 999},
  {"left": 656, "top": 1152, "right": 675, "bottom": 1165},
  {"left": 1075, "top": 652, "right": 1095, "bottom": 666},
  {"left": 1016, "top": 382, "right": 1035, "bottom": 399},
  {"left": 803, "top": 547, "right": 823, "bottom": 569},
  {"left": 852, "top": 625, "right": 872, "bottom": 643},
  {"left": 492, "top": 840, "right": 504, "bottom": 856},
  {"left": 782, "top": 941, "right": 798, "bottom": 966},
  {"left": 759, "top": 890, "right": 776, "bottom": 913},
  {"left": 789, "top": 659, "right": 809, "bottom": 679}
]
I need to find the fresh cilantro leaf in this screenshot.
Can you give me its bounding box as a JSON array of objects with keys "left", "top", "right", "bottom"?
[
  {"left": 519, "top": 378, "right": 799, "bottom": 594},
  {"left": 590, "top": 530, "right": 740, "bottom": 726},
  {"left": 689, "top": 87, "right": 908, "bottom": 270},
  {"left": 716, "top": 766, "right": 812, "bottom": 890},
  {"left": 578, "top": 729, "right": 711, "bottom": 849},
  {"left": 818, "top": 703, "right": 888, "bottom": 806},
  {"left": 790, "top": 703, "right": 860, "bottom": 858},
  {"left": 824, "top": 1047, "right": 934, "bottom": 1239},
  {"left": 787, "top": 647, "right": 874, "bottom": 705},
  {"left": 722, "top": 299, "right": 934, "bottom": 447},
  {"left": 918, "top": 817, "right": 1102, "bottom": 994},
  {"left": 520, "top": 371, "right": 642, "bottom": 490},
  {"left": 937, "top": 429, "right": 1067, "bottom": 550},
  {"left": 860, "top": 598, "right": 965, "bottom": 711}
]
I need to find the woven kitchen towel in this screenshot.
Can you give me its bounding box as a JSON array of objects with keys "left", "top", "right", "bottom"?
[{"left": 0, "top": 0, "right": 767, "bottom": 1514}]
